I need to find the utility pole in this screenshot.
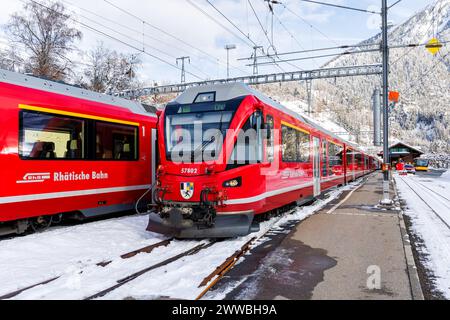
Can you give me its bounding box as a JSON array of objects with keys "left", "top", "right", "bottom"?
[
  {"left": 306, "top": 79, "right": 313, "bottom": 116},
  {"left": 373, "top": 88, "right": 382, "bottom": 147},
  {"left": 381, "top": 0, "right": 391, "bottom": 204},
  {"left": 252, "top": 46, "right": 263, "bottom": 75},
  {"left": 176, "top": 56, "right": 190, "bottom": 84},
  {"left": 225, "top": 44, "right": 236, "bottom": 79}
]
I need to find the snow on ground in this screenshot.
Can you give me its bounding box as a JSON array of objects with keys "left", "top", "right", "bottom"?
[
  {"left": 395, "top": 171, "right": 450, "bottom": 298},
  {"left": 0, "top": 181, "right": 361, "bottom": 300}
]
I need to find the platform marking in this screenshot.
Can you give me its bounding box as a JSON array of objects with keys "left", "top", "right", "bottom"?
[{"left": 326, "top": 181, "right": 366, "bottom": 214}]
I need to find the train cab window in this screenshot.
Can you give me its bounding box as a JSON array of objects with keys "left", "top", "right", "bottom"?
[
  {"left": 20, "top": 111, "right": 86, "bottom": 160},
  {"left": 227, "top": 111, "right": 264, "bottom": 168},
  {"left": 95, "top": 122, "right": 138, "bottom": 161},
  {"left": 265, "top": 115, "right": 274, "bottom": 163}
]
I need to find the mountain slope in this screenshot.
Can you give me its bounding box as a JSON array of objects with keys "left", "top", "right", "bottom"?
[{"left": 259, "top": 0, "right": 449, "bottom": 153}]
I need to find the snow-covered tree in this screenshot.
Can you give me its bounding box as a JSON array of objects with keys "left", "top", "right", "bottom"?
[{"left": 80, "top": 42, "right": 142, "bottom": 94}]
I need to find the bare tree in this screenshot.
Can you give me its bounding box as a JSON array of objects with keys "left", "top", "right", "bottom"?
[
  {"left": 81, "top": 42, "right": 142, "bottom": 93},
  {"left": 5, "top": 1, "right": 82, "bottom": 81},
  {"left": 0, "top": 48, "right": 22, "bottom": 72}
]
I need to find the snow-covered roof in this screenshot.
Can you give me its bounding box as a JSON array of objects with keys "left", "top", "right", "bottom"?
[
  {"left": 173, "top": 82, "right": 361, "bottom": 150},
  {"left": 389, "top": 141, "right": 424, "bottom": 154},
  {"left": 0, "top": 68, "right": 155, "bottom": 118}
]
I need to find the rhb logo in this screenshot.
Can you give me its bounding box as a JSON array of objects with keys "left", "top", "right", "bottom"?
[
  {"left": 180, "top": 182, "right": 194, "bottom": 200},
  {"left": 16, "top": 173, "right": 51, "bottom": 184}
]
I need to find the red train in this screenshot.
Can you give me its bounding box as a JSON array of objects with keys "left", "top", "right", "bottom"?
[
  {"left": 0, "top": 69, "right": 157, "bottom": 236},
  {"left": 147, "top": 83, "right": 379, "bottom": 238}
]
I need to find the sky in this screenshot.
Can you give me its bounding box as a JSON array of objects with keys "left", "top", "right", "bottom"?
[{"left": 0, "top": 0, "right": 436, "bottom": 85}]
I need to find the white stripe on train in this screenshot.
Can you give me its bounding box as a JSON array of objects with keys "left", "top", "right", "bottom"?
[{"left": 0, "top": 185, "right": 152, "bottom": 205}]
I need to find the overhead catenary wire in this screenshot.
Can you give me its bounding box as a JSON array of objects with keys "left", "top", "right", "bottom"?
[
  {"left": 247, "top": 47, "right": 382, "bottom": 66},
  {"left": 104, "top": 0, "right": 249, "bottom": 77},
  {"left": 388, "top": 0, "right": 402, "bottom": 9},
  {"left": 204, "top": 0, "right": 259, "bottom": 49},
  {"left": 271, "top": 11, "right": 304, "bottom": 70},
  {"left": 203, "top": 0, "right": 285, "bottom": 72},
  {"left": 295, "top": 0, "right": 380, "bottom": 14},
  {"left": 103, "top": 0, "right": 224, "bottom": 67},
  {"left": 184, "top": 0, "right": 251, "bottom": 75},
  {"left": 58, "top": 0, "right": 211, "bottom": 78},
  {"left": 24, "top": 0, "right": 205, "bottom": 81},
  {"left": 241, "top": 41, "right": 449, "bottom": 62},
  {"left": 246, "top": 0, "right": 285, "bottom": 72},
  {"left": 282, "top": 3, "right": 341, "bottom": 47},
  {"left": 391, "top": 1, "right": 446, "bottom": 66}
]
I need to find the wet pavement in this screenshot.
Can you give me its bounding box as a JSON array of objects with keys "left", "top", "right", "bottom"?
[{"left": 215, "top": 173, "right": 419, "bottom": 300}]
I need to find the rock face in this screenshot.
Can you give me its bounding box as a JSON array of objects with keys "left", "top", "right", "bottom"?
[{"left": 258, "top": 0, "right": 449, "bottom": 154}]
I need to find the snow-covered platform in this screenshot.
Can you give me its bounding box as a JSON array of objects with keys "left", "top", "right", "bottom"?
[{"left": 222, "top": 173, "right": 423, "bottom": 300}]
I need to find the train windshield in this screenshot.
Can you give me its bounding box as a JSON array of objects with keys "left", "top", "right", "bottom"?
[{"left": 164, "top": 97, "right": 244, "bottom": 162}]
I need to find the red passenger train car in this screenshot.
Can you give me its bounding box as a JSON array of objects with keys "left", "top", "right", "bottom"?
[
  {"left": 0, "top": 69, "right": 157, "bottom": 236},
  {"left": 147, "top": 83, "right": 379, "bottom": 238}
]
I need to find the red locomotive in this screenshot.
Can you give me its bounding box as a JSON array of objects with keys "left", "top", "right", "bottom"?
[
  {"left": 0, "top": 69, "right": 157, "bottom": 236},
  {"left": 148, "top": 83, "right": 379, "bottom": 238}
]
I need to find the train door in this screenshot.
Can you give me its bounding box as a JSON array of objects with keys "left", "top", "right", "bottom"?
[
  {"left": 313, "top": 137, "right": 321, "bottom": 197},
  {"left": 151, "top": 128, "right": 158, "bottom": 204}
]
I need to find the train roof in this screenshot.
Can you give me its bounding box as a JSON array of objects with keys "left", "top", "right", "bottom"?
[
  {"left": 0, "top": 68, "right": 156, "bottom": 118},
  {"left": 173, "top": 82, "right": 361, "bottom": 151}
]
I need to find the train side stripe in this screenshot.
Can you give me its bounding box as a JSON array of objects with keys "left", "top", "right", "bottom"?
[
  {"left": 0, "top": 185, "right": 151, "bottom": 205},
  {"left": 224, "top": 181, "right": 314, "bottom": 205},
  {"left": 280, "top": 121, "right": 310, "bottom": 134},
  {"left": 19, "top": 104, "right": 140, "bottom": 127}
]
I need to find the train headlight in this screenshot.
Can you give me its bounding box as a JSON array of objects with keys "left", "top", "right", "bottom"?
[{"left": 223, "top": 177, "right": 242, "bottom": 188}]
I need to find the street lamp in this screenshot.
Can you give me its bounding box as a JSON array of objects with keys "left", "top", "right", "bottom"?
[{"left": 225, "top": 44, "right": 236, "bottom": 79}]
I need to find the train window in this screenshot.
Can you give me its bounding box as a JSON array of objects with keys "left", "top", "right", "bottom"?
[
  {"left": 328, "top": 142, "right": 343, "bottom": 175},
  {"left": 95, "top": 121, "right": 138, "bottom": 161},
  {"left": 297, "top": 131, "right": 310, "bottom": 163},
  {"left": 281, "top": 125, "right": 298, "bottom": 162},
  {"left": 322, "top": 140, "right": 328, "bottom": 176},
  {"left": 355, "top": 153, "right": 362, "bottom": 167},
  {"left": 20, "top": 111, "right": 86, "bottom": 160},
  {"left": 266, "top": 115, "right": 274, "bottom": 163},
  {"left": 346, "top": 149, "right": 354, "bottom": 167}
]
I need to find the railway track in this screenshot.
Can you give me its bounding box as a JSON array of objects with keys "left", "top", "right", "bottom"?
[
  {"left": 411, "top": 179, "right": 450, "bottom": 203},
  {"left": 398, "top": 176, "right": 450, "bottom": 230},
  {"left": 1, "top": 181, "right": 353, "bottom": 300},
  {"left": 0, "top": 238, "right": 173, "bottom": 300},
  {"left": 84, "top": 241, "right": 216, "bottom": 300},
  {"left": 194, "top": 208, "right": 299, "bottom": 300},
  {"left": 0, "top": 209, "right": 292, "bottom": 300}
]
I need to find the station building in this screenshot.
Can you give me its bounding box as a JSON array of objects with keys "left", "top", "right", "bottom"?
[{"left": 377, "top": 141, "right": 424, "bottom": 165}]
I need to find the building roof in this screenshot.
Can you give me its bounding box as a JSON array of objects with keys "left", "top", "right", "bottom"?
[
  {"left": 377, "top": 141, "right": 424, "bottom": 156},
  {"left": 0, "top": 68, "right": 155, "bottom": 118},
  {"left": 388, "top": 141, "right": 424, "bottom": 154}
]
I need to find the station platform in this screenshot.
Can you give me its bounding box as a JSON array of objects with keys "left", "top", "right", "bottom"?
[{"left": 223, "top": 173, "right": 423, "bottom": 300}]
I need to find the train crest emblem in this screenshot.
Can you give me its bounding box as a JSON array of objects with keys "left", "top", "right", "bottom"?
[{"left": 180, "top": 182, "right": 194, "bottom": 200}]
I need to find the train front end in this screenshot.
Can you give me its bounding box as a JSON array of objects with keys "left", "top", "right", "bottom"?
[{"left": 147, "top": 84, "right": 265, "bottom": 238}]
